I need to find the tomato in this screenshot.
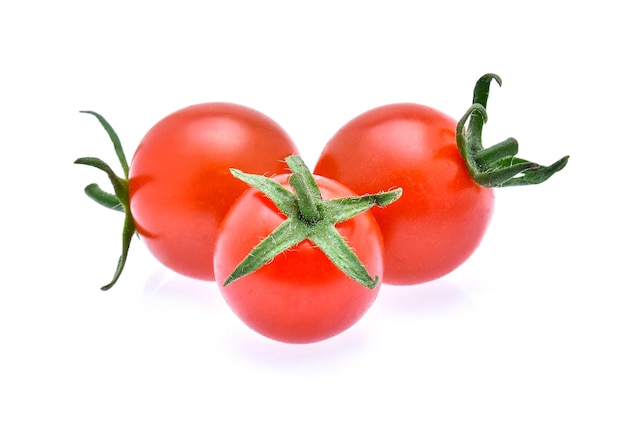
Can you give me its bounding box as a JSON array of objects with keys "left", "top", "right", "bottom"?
[
  {"left": 314, "top": 103, "right": 495, "bottom": 285},
  {"left": 128, "top": 103, "right": 298, "bottom": 281},
  {"left": 213, "top": 170, "right": 386, "bottom": 344},
  {"left": 79, "top": 74, "right": 565, "bottom": 292}
]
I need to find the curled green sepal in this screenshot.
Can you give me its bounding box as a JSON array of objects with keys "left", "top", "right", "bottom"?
[
  {"left": 75, "top": 111, "right": 135, "bottom": 291},
  {"left": 223, "top": 155, "right": 402, "bottom": 289},
  {"left": 456, "top": 74, "right": 569, "bottom": 188}
]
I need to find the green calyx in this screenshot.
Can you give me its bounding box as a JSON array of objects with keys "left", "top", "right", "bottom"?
[
  {"left": 75, "top": 111, "right": 136, "bottom": 291},
  {"left": 456, "top": 73, "right": 569, "bottom": 187},
  {"left": 224, "top": 155, "right": 402, "bottom": 289}
]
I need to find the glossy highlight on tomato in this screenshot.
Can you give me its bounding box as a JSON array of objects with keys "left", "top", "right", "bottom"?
[
  {"left": 315, "top": 103, "right": 495, "bottom": 285},
  {"left": 128, "top": 103, "right": 299, "bottom": 280},
  {"left": 77, "top": 73, "right": 567, "bottom": 294},
  {"left": 214, "top": 173, "right": 384, "bottom": 344}
]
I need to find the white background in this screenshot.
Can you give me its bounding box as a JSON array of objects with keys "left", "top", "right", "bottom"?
[{"left": 2, "top": 1, "right": 624, "bottom": 421}]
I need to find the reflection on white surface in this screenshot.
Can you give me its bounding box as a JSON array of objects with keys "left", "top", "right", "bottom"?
[
  {"left": 221, "top": 318, "right": 374, "bottom": 369},
  {"left": 141, "top": 267, "right": 221, "bottom": 311},
  {"left": 141, "top": 265, "right": 378, "bottom": 363},
  {"left": 137, "top": 263, "right": 479, "bottom": 369},
  {"left": 374, "top": 277, "right": 476, "bottom": 317}
]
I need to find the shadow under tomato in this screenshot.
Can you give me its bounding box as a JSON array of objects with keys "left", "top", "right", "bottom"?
[
  {"left": 142, "top": 268, "right": 376, "bottom": 366},
  {"left": 374, "top": 278, "right": 476, "bottom": 317},
  {"left": 142, "top": 267, "right": 221, "bottom": 312},
  {"left": 220, "top": 312, "right": 375, "bottom": 369}
]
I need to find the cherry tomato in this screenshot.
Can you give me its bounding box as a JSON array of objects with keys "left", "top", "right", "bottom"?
[
  {"left": 213, "top": 174, "right": 384, "bottom": 344},
  {"left": 128, "top": 103, "right": 298, "bottom": 280},
  {"left": 314, "top": 103, "right": 495, "bottom": 285}
]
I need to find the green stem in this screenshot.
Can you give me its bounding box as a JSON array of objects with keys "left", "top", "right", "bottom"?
[
  {"left": 224, "top": 155, "right": 402, "bottom": 289},
  {"left": 223, "top": 220, "right": 306, "bottom": 286},
  {"left": 75, "top": 112, "right": 136, "bottom": 290},
  {"left": 457, "top": 74, "right": 569, "bottom": 188},
  {"left": 309, "top": 227, "right": 379, "bottom": 289},
  {"left": 83, "top": 183, "right": 124, "bottom": 212},
  {"left": 289, "top": 173, "right": 322, "bottom": 224},
  {"left": 80, "top": 111, "right": 130, "bottom": 178}
]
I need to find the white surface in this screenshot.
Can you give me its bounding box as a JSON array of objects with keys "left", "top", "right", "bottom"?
[{"left": 2, "top": 1, "right": 624, "bottom": 421}]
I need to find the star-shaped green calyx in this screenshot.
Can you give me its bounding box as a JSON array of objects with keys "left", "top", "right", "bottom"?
[{"left": 223, "top": 155, "right": 402, "bottom": 289}]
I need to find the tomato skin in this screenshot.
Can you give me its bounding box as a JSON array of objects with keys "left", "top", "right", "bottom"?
[
  {"left": 314, "top": 103, "right": 495, "bottom": 285},
  {"left": 128, "top": 103, "right": 298, "bottom": 280},
  {"left": 214, "top": 174, "right": 383, "bottom": 344}
]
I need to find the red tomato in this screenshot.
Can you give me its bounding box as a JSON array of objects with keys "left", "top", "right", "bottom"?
[
  {"left": 128, "top": 103, "right": 298, "bottom": 280},
  {"left": 213, "top": 174, "right": 383, "bottom": 344},
  {"left": 314, "top": 103, "right": 495, "bottom": 285}
]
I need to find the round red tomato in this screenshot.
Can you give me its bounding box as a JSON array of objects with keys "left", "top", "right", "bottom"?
[
  {"left": 314, "top": 103, "right": 495, "bottom": 285},
  {"left": 213, "top": 174, "right": 383, "bottom": 344},
  {"left": 128, "top": 103, "right": 298, "bottom": 280}
]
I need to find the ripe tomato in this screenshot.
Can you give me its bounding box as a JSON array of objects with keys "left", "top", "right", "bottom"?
[
  {"left": 213, "top": 173, "right": 384, "bottom": 344},
  {"left": 314, "top": 103, "right": 495, "bottom": 285},
  {"left": 128, "top": 103, "right": 298, "bottom": 281}
]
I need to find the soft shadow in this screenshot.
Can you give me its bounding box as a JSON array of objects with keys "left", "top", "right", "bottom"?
[
  {"left": 141, "top": 269, "right": 375, "bottom": 367},
  {"left": 220, "top": 316, "right": 375, "bottom": 370},
  {"left": 142, "top": 268, "right": 222, "bottom": 312},
  {"left": 374, "top": 278, "right": 476, "bottom": 317}
]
